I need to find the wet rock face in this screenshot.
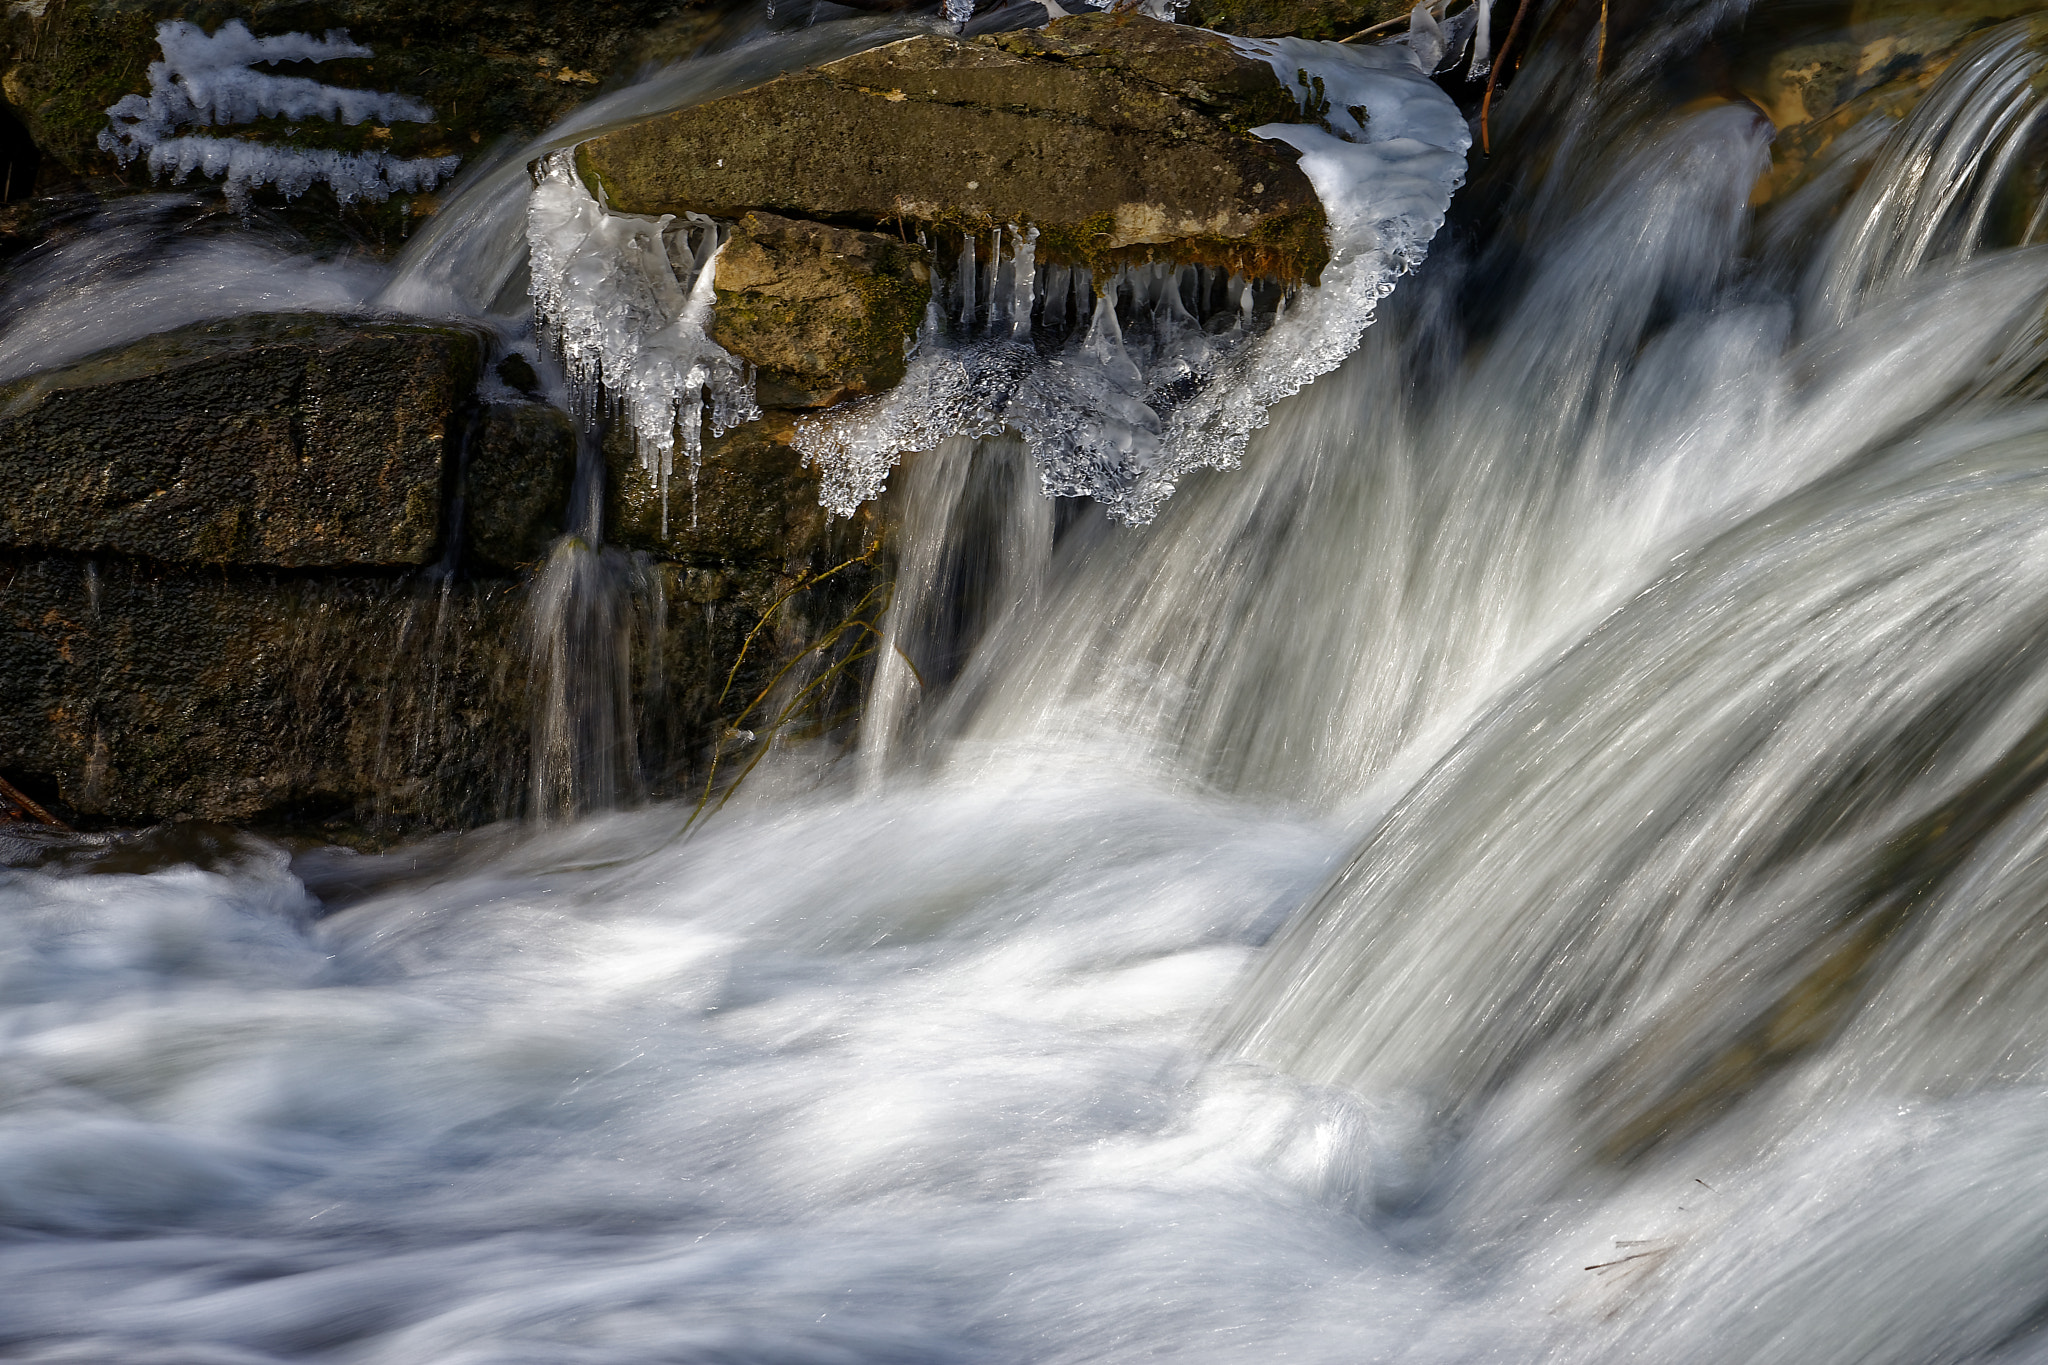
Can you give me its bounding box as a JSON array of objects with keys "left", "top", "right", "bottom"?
[
  {"left": 0, "top": 314, "right": 586, "bottom": 839},
  {"left": 1738, "top": 0, "right": 2048, "bottom": 203},
  {"left": 465, "top": 399, "right": 578, "bottom": 571},
  {"left": 0, "top": 314, "right": 478, "bottom": 567},
  {"left": 0, "top": 554, "right": 530, "bottom": 835},
  {"left": 575, "top": 13, "right": 1329, "bottom": 283},
  {"left": 712, "top": 212, "right": 933, "bottom": 409}
]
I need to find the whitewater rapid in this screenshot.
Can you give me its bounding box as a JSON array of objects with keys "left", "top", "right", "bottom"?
[{"left": 11, "top": 4, "right": 2048, "bottom": 1363}]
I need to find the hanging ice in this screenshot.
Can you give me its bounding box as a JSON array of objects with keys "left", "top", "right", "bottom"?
[
  {"left": 794, "top": 37, "right": 1470, "bottom": 525},
  {"left": 99, "top": 19, "right": 461, "bottom": 210},
  {"left": 526, "top": 150, "right": 759, "bottom": 537}
]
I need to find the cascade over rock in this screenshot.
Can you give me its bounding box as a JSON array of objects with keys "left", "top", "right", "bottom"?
[
  {"left": 0, "top": 311, "right": 874, "bottom": 838},
  {"left": 1737, "top": 0, "right": 2048, "bottom": 202},
  {"left": 573, "top": 14, "right": 1330, "bottom": 284}
]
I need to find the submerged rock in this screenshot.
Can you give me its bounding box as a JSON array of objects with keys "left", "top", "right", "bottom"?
[
  {"left": 712, "top": 211, "right": 933, "bottom": 409},
  {"left": 1739, "top": 0, "right": 2048, "bottom": 204},
  {"left": 0, "top": 314, "right": 478, "bottom": 567},
  {"left": 574, "top": 13, "right": 1329, "bottom": 283}
]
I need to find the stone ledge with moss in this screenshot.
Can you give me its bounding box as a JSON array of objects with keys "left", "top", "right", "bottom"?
[{"left": 574, "top": 12, "right": 1330, "bottom": 284}]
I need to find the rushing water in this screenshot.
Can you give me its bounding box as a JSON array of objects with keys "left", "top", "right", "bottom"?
[{"left": 11, "top": 3, "right": 2048, "bottom": 1362}]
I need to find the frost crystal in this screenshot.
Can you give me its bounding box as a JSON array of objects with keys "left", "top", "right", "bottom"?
[
  {"left": 526, "top": 151, "right": 759, "bottom": 536},
  {"left": 99, "top": 19, "right": 460, "bottom": 210},
  {"left": 794, "top": 39, "right": 1470, "bottom": 525}
]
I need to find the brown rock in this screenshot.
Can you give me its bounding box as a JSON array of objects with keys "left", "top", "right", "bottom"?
[
  {"left": 574, "top": 14, "right": 1328, "bottom": 283},
  {"left": 0, "top": 313, "right": 481, "bottom": 568},
  {"left": 712, "top": 212, "right": 933, "bottom": 408}
]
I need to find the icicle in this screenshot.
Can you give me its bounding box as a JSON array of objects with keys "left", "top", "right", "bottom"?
[
  {"left": 526, "top": 150, "right": 757, "bottom": 538},
  {"left": 983, "top": 230, "right": 1001, "bottom": 333},
  {"left": 1009, "top": 227, "right": 1039, "bottom": 341},
  {"left": 1471, "top": 0, "right": 1494, "bottom": 77},
  {"left": 794, "top": 37, "right": 1471, "bottom": 527},
  {"left": 1042, "top": 263, "right": 1071, "bottom": 332},
  {"left": 956, "top": 237, "right": 978, "bottom": 330}
]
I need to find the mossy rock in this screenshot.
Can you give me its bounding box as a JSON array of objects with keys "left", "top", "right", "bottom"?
[
  {"left": 575, "top": 13, "right": 1331, "bottom": 284},
  {"left": 712, "top": 211, "right": 932, "bottom": 408}
]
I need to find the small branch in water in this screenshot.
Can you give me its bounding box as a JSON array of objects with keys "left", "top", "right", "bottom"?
[
  {"left": 1339, "top": 0, "right": 1452, "bottom": 44},
  {"left": 0, "top": 773, "right": 68, "bottom": 829},
  {"left": 1595, "top": 0, "right": 1607, "bottom": 77},
  {"left": 1480, "top": 0, "right": 1534, "bottom": 153},
  {"left": 1585, "top": 1252, "right": 1659, "bottom": 1271}
]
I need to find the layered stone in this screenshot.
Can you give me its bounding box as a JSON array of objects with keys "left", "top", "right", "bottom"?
[
  {"left": 0, "top": 314, "right": 479, "bottom": 567},
  {"left": 574, "top": 14, "right": 1329, "bottom": 283}
]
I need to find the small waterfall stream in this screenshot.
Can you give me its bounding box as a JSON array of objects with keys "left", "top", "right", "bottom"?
[{"left": 10, "top": 3, "right": 2048, "bottom": 1362}]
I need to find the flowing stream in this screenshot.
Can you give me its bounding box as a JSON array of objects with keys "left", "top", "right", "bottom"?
[{"left": 10, "top": 3, "right": 2048, "bottom": 1362}]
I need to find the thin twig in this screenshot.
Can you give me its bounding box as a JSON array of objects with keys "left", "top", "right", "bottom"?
[
  {"left": 714, "top": 550, "right": 877, "bottom": 712},
  {"left": 1595, "top": 0, "right": 1607, "bottom": 78},
  {"left": 1479, "top": 0, "right": 1534, "bottom": 153},
  {"left": 1584, "top": 1252, "right": 1660, "bottom": 1271},
  {"left": 0, "top": 773, "right": 67, "bottom": 830},
  {"left": 1339, "top": 0, "right": 1451, "bottom": 44}
]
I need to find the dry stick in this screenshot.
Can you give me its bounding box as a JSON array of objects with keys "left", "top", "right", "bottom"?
[
  {"left": 1339, "top": 0, "right": 1452, "bottom": 44},
  {"left": 1595, "top": 0, "right": 1608, "bottom": 78},
  {"left": 1479, "top": 0, "right": 1536, "bottom": 153},
  {"left": 713, "top": 550, "right": 878, "bottom": 713},
  {"left": 683, "top": 587, "right": 893, "bottom": 838},
  {"left": 1584, "top": 1251, "right": 1660, "bottom": 1272},
  {"left": 0, "top": 773, "right": 67, "bottom": 829}
]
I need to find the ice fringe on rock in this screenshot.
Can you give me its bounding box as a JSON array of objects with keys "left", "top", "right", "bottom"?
[
  {"left": 526, "top": 150, "right": 759, "bottom": 537},
  {"left": 99, "top": 19, "right": 460, "bottom": 211},
  {"left": 793, "top": 37, "right": 1470, "bottom": 525}
]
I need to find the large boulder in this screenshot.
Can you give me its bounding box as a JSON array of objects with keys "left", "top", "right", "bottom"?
[
  {"left": 0, "top": 309, "right": 880, "bottom": 839},
  {"left": 574, "top": 13, "right": 1329, "bottom": 283},
  {"left": 0, "top": 313, "right": 478, "bottom": 566}
]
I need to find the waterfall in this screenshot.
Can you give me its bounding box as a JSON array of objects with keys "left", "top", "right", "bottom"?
[{"left": 16, "top": 4, "right": 2048, "bottom": 1364}]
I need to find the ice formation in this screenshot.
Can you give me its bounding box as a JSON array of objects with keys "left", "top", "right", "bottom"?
[
  {"left": 99, "top": 20, "right": 461, "bottom": 210},
  {"left": 794, "top": 38, "right": 1469, "bottom": 523},
  {"left": 523, "top": 35, "right": 1467, "bottom": 526},
  {"left": 526, "top": 150, "right": 759, "bottom": 536}
]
